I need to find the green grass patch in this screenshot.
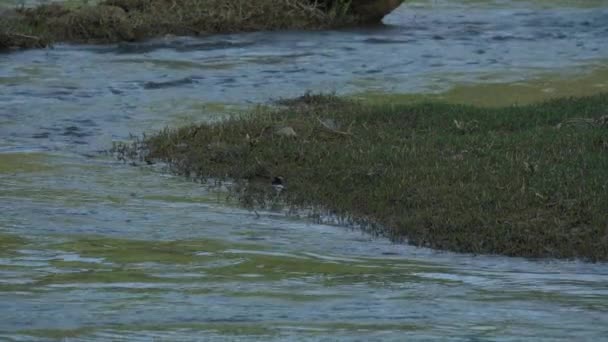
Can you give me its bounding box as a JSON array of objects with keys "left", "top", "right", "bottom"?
[
  {"left": 114, "top": 93, "right": 608, "bottom": 261},
  {"left": 0, "top": 0, "right": 403, "bottom": 51}
]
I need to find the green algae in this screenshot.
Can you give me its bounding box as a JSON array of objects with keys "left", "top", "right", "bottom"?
[
  {"left": 437, "top": 67, "right": 608, "bottom": 107},
  {"left": 140, "top": 193, "right": 225, "bottom": 204},
  {"left": 43, "top": 234, "right": 451, "bottom": 284},
  {"left": 113, "top": 58, "right": 239, "bottom": 71},
  {"left": 187, "top": 102, "right": 239, "bottom": 116},
  {"left": 0, "top": 75, "right": 30, "bottom": 84},
  {"left": 18, "top": 321, "right": 421, "bottom": 340},
  {"left": 0, "top": 283, "right": 37, "bottom": 293},
  {"left": 117, "top": 93, "right": 608, "bottom": 261},
  {"left": 20, "top": 323, "right": 275, "bottom": 339},
  {"left": 18, "top": 327, "right": 96, "bottom": 340},
  {"left": 37, "top": 267, "right": 165, "bottom": 284},
  {"left": 49, "top": 260, "right": 106, "bottom": 269},
  {"left": 0, "top": 232, "right": 26, "bottom": 256},
  {"left": 208, "top": 253, "right": 379, "bottom": 279},
  {"left": 356, "top": 65, "right": 608, "bottom": 107},
  {"left": 314, "top": 322, "right": 422, "bottom": 332},
  {"left": 474, "top": 289, "right": 608, "bottom": 312},
  {"left": 226, "top": 291, "right": 349, "bottom": 302},
  {"left": 140, "top": 100, "right": 240, "bottom": 129},
  {"left": 184, "top": 323, "right": 274, "bottom": 336},
  {"left": 0, "top": 152, "right": 55, "bottom": 174},
  {"left": 206, "top": 252, "right": 443, "bottom": 284},
  {"left": 51, "top": 236, "right": 255, "bottom": 264},
  {"left": 1, "top": 186, "right": 113, "bottom": 206}
]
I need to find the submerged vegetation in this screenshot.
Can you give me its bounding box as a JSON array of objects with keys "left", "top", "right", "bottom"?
[
  {"left": 114, "top": 93, "right": 608, "bottom": 261},
  {"left": 0, "top": 0, "right": 401, "bottom": 50}
]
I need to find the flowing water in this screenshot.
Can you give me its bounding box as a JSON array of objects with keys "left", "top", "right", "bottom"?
[{"left": 1, "top": 0, "right": 608, "bottom": 340}]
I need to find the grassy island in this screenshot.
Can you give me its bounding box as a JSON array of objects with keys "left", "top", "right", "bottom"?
[
  {"left": 0, "top": 0, "right": 402, "bottom": 50},
  {"left": 114, "top": 93, "right": 608, "bottom": 261}
]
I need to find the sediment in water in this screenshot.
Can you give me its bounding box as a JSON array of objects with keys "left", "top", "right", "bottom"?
[
  {"left": 114, "top": 93, "right": 608, "bottom": 261},
  {"left": 0, "top": 0, "right": 403, "bottom": 51}
]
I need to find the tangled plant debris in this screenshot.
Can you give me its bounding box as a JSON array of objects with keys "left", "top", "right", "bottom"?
[{"left": 114, "top": 93, "right": 608, "bottom": 261}]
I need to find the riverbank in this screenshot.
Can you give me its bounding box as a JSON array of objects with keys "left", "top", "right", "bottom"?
[
  {"left": 114, "top": 93, "right": 608, "bottom": 261},
  {"left": 0, "top": 0, "right": 402, "bottom": 50}
]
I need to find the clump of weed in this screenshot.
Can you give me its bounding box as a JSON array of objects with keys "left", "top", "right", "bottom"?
[{"left": 114, "top": 93, "right": 608, "bottom": 261}]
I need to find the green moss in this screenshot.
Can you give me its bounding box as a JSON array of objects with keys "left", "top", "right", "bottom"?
[{"left": 116, "top": 93, "right": 608, "bottom": 261}]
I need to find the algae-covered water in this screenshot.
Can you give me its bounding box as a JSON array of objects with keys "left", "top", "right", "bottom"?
[{"left": 1, "top": 0, "right": 608, "bottom": 340}]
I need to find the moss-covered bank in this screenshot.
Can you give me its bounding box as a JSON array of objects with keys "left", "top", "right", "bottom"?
[
  {"left": 114, "top": 93, "right": 608, "bottom": 261},
  {"left": 0, "top": 0, "right": 402, "bottom": 51}
]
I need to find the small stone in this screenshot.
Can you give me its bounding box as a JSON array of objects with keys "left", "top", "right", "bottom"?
[
  {"left": 275, "top": 126, "right": 297, "bottom": 137},
  {"left": 319, "top": 118, "right": 339, "bottom": 131}
]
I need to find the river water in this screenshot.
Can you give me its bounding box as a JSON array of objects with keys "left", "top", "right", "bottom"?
[{"left": 1, "top": 0, "right": 608, "bottom": 340}]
